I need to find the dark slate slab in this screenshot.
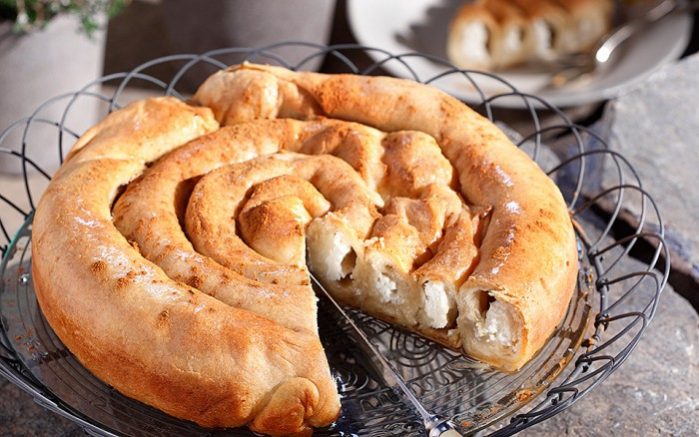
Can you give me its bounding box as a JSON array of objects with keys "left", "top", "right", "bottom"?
[
  {"left": 522, "top": 258, "right": 699, "bottom": 436},
  {"left": 593, "top": 53, "right": 699, "bottom": 296},
  {"left": 0, "top": 379, "right": 81, "bottom": 436}
]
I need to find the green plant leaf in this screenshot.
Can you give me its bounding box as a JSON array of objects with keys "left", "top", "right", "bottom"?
[{"left": 5, "top": 0, "right": 130, "bottom": 35}]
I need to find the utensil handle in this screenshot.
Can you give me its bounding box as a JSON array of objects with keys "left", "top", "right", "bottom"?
[
  {"left": 426, "top": 415, "right": 465, "bottom": 437},
  {"left": 597, "top": 0, "right": 698, "bottom": 63},
  {"left": 436, "top": 430, "right": 464, "bottom": 437},
  {"left": 310, "top": 273, "right": 438, "bottom": 423}
]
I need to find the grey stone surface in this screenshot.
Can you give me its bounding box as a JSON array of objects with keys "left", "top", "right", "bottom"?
[
  {"left": 0, "top": 379, "right": 81, "bottom": 436},
  {"left": 597, "top": 53, "right": 699, "bottom": 285},
  {"left": 522, "top": 258, "right": 699, "bottom": 436}
]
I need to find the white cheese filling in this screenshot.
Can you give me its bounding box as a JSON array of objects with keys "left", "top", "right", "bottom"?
[
  {"left": 374, "top": 272, "right": 400, "bottom": 304},
  {"left": 532, "top": 20, "right": 552, "bottom": 58},
  {"left": 502, "top": 26, "right": 523, "bottom": 57},
  {"left": 474, "top": 299, "right": 515, "bottom": 348},
  {"left": 323, "top": 232, "right": 353, "bottom": 281},
  {"left": 422, "top": 281, "right": 453, "bottom": 329},
  {"left": 459, "top": 22, "right": 490, "bottom": 65}
]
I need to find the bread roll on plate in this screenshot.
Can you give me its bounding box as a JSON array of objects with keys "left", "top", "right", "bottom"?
[
  {"left": 448, "top": 0, "right": 613, "bottom": 70},
  {"left": 554, "top": 0, "right": 615, "bottom": 51},
  {"left": 448, "top": 0, "right": 529, "bottom": 70}
]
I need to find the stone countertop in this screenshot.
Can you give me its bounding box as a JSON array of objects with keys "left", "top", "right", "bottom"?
[
  {"left": 0, "top": 380, "right": 81, "bottom": 436},
  {"left": 522, "top": 267, "right": 699, "bottom": 436},
  {"left": 592, "top": 53, "right": 699, "bottom": 310}
]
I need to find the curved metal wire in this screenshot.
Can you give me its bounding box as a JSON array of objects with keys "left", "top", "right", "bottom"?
[{"left": 0, "top": 44, "right": 669, "bottom": 436}]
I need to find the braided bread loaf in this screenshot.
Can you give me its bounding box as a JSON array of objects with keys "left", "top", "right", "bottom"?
[{"left": 32, "top": 63, "right": 578, "bottom": 435}]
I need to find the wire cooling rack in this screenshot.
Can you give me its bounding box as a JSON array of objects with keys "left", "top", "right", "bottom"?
[{"left": 0, "top": 43, "right": 669, "bottom": 436}]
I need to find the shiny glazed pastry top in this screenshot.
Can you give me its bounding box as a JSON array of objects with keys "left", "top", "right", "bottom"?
[{"left": 31, "top": 63, "right": 578, "bottom": 436}]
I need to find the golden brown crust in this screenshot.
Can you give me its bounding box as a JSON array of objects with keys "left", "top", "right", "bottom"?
[
  {"left": 186, "top": 153, "right": 381, "bottom": 269},
  {"left": 112, "top": 121, "right": 323, "bottom": 331},
  {"left": 32, "top": 98, "right": 340, "bottom": 435},
  {"left": 33, "top": 63, "right": 578, "bottom": 437},
  {"left": 194, "top": 64, "right": 578, "bottom": 371}
]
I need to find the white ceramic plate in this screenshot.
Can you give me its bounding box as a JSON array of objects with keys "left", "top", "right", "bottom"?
[{"left": 347, "top": 0, "right": 693, "bottom": 108}]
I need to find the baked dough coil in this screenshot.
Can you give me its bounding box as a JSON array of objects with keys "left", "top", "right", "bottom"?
[
  {"left": 31, "top": 63, "right": 578, "bottom": 435},
  {"left": 193, "top": 63, "right": 578, "bottom": 370},
  {"left": 32, "top": 99, "right": 341, "bottom": 436},
  {"left": 448, "top": 0, "right": 614, "bottom": 70}
]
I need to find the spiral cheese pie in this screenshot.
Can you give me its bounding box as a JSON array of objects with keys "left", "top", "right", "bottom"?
[
  {"left": 448, "top": 0, "right": 614, "bottom": 70},
  {"left": 31, "top": 63, "right": 578, "bottom": 435}
]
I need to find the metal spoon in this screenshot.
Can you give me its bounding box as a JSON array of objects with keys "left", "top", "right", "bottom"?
[
  {"left": 548, "top": 0, "right": 697, "bottom": 88},
  {"left": 310, "top": 273, "right": 463, "bottom": 436}
]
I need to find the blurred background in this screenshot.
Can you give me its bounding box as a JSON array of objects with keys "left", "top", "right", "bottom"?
[{"left": 1, "top": 0, "right": 697, "bottom": 153}]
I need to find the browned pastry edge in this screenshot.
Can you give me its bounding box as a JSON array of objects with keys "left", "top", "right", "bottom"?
[
  {"left": 31, "top": 98, "right": 340, "bottom": 436},
  {"left": 194, "top": 63, "right": 579, "bottom": 371}
]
